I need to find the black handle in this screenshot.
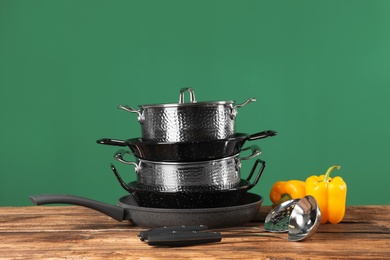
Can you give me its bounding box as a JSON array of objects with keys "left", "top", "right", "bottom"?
[
  {"left": 248, "top": 130, "right": 277, "bottom": 141},
  {"left": 245, "top": 159, "right": 266, "bottom": 190},
  {"left": 146, "top": 231, "right": 222, "bottom": 247},
  {"left": 29, "top": 194, "right": 126, "bottom": 222},
  {"left": 96, "top": 138, "right": 127, "bottom": 147},
  {"left": 110, "top": 163, "right": 132, "bottom": 192},
  {"left": 138, "top": 225, "right": 209, "bottom": 241}
]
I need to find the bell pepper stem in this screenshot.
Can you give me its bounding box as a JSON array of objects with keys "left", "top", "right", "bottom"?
[
  {"left": 323, "top": 165, "right": 341, "bottom": 182},
  {"left": 272, "top": 193, "right": 292, "bottom": 207}
]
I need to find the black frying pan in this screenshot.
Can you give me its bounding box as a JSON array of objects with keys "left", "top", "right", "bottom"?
[
  {"left": 29, "top": 193, "right": 263, "bottom": 228},
  {"left": 96, "top": 130, "right": 277, "bottom": 162}
]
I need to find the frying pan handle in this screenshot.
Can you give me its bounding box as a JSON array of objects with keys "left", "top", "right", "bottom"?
[
  {"left": 110, "top": 163, "right": 132, "bottom": 193},
  {"left": 179, "top": 88, "right": 197, "bottom": 103},
  {"left": 239, "top": 145, "right": 261, "bottom": 160},
  {"left": 114, "top": 149, "right": 140, "bottom": 172},
  {"left": 246, "top": 159, "right": 266, "bottom": 190},
  {"left": 118, "top": 105, "right": 144, "bottom": 123},
  {"left": 248, "top": 130, "right": 277, "bottom": 141},
  {"left": 96, "top": 138, "right": 127, "bottom": 147},
  {"left": 29, "top": 194, "right": 126, "bottom": 222}
]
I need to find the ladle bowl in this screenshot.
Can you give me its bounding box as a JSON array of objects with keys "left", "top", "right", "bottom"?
[{"left": 288, "top": 195, "right": 322, "bottom": 241}]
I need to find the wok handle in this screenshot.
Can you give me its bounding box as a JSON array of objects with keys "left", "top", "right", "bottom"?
[
  {"left": 29, "top": 194, "right": 126, "bottom": 222},
  {"left": 248, "top": 130, "right": 277, "bottom": 141},
  {"left": 246, "top": 159, "right": 266, "bottom": 190},
  {"left": 96, "top": 138, "right": 127, "bottom": 147},
  {"left": 145, "top": 231, "right": 222, "bottom": 246}
]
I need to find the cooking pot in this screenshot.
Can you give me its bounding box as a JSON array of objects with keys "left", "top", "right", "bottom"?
[
  {"left": 114, "top": 145, "right": 261, "bottom": 192},
  {"left": 97, "top": 130, "right": 277, "bottom": 162},
  {"left": 118, "top": 88, "right": 256, "bottom": 142},
  {"left": 110, "top": 159, "right": 265, "bottom": 208},
  {"left": 29, "top": 192, "right": 263, "bottom": 228}
]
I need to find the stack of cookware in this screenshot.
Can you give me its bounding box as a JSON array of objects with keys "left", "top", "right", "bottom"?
[{"left": 97, "top": 88, "right": 277, "bottom": 209}]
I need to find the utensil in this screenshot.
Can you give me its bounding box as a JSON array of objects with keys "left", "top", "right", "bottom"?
[
  {"left": 118, "top": 88, "right": 256, "bottom": 142},
  {"left": 96, "top": 130, "right": 277, "bottom": 162},
  {"left": 29, "top": 192, "right": 263, "bottom": 228},
  {"left": 113, "top": 146, "right": 261, "bottom": 192},
  {"left": 110, "top": 159, "right": 265, "bottom": 208},
  {"left": 140, "top": 195, "right": 321, "bottom": 246},
  {"left": 264, "top": 198, "right": 300, "bottom": 232}
]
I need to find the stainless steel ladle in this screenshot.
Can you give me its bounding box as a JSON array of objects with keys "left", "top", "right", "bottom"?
[{"left": 287, "top": 195, "right": 322, "bottom": 241}]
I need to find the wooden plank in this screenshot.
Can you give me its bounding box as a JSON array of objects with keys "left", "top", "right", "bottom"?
[{"left": 0, "top": 206, "right": 389, "bottom": 259}]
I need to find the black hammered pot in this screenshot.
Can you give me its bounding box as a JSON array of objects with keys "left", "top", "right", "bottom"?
[
  {"left": 97, "top": 130, "right": 276, "bottom": 162},
  {"left": 110, "top": 159, "right": 265, "bottom": 209}
]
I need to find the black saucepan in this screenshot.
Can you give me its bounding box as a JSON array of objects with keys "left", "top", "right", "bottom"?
[
  {"left": 110, "top": 159, "right": 265, "bottom": 208},
  {"left": 97, "top": 130, "right": 277, "bottom": 162},
  {"left": 29, "top": 193, "right": 263, "bottom": 228}
]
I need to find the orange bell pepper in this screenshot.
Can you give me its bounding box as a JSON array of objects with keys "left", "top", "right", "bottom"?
[
  {"left": 305, "top": 165, "right": 347, "bottom": 224},
  {"left": 269, "top": 180, "right": 306, "bottom": 206}
]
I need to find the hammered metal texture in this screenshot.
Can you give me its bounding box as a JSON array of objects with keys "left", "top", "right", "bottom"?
[
  {"left": 141, "top": 105, "right": 235, "bottom": 142},
  {"left": 135, "top": 156, "right": 241, "bottom": 192}
]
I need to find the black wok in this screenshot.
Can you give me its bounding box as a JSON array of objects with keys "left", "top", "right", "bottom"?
[
  {"left": 111, "top": 159, "right": 265, "bottom": 209},
  {"left": 96, "top": 130, "right": 277, "bottom": 162},
  {"left": 29, "top": 193, "right": 263, "bottom": 228}
]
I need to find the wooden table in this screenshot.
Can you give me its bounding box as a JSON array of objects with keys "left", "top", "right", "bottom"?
[{"left": 0, "top": 205, "right": 389, "bottom": 259}]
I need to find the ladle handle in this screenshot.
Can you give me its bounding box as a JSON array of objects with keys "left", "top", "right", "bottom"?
[{"left": 29, "top": 194, "right": 126, "bottom": 222}]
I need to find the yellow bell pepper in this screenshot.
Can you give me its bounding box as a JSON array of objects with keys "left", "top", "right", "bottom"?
[
  {"left": 269, "top": 180, "right": 306, "bottom": 206},
  {"left": 305, "top": 165, "right": 347, "bottom": 224}
]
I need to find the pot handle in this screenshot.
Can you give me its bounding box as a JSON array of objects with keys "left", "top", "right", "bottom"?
[
  {"left": 114, "top": 149, "right": 140, "bottom": 172},
  {"left": 118, "top": 105, "right": 144, "bottom": 123},
  {"left": 231, "top": 98, "right": 256, "bottom": 118},
  {"left": 239, "top": 145, "right": 262, "bottom": 160},
  {"left": 179, "top": 88, "right": 197, "bottom": 103},
  {"left": 246, "top": 159, "right": 266, "bottom": 190},
  {"left": 110, "top": 163, "right": 132, "bottom": 193},
  {"left": 248, "top": 130, "right": 278, "bottom": 141},
  {"left": 96, "top": 138, "right": 127, "bottom": 147}
]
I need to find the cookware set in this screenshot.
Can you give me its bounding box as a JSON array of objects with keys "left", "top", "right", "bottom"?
[
  {"left": 101, "top": 88, "right": 277, "bottom": 208},
  {"left": 31, "top": 88, "right": 278, "bottom": 229}
]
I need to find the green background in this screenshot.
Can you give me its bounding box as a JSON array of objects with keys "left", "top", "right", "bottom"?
[{"left": 1, "top": 0, "right": 389, "bottom": 206}]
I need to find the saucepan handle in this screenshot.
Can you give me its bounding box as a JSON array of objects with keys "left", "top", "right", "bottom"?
[
  {"left": 110, "top": 163, "right": 132, "bottom": 193},
  {"left": 96, "top": 138, "right": 127, "bottom": 147},
  {"left": 239, "top": 145, "right": 261, "bottom": 160},
  {"left": 114, "top": 149, "right": 140, "bottom": 172},
  {"left": 246, "top": 159, "right": 266, "bottom": 190},
  {"left": 230, "top": 97, "right": 256, "bottom": 119},
  {"left": 248, "top": 130, "right": 277, "bottom": 141},
  {"left": 118, "top": 105, "right": 144, "bottom": 123}
]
